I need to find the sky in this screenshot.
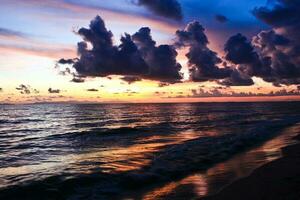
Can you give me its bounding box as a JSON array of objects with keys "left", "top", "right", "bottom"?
[{"left": 0, "top": 0, "right": 300, "bottom": 103}]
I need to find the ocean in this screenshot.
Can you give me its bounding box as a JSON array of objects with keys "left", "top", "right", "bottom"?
[{"left": 1, "top": 102, "right": 300, "bottom": 199}]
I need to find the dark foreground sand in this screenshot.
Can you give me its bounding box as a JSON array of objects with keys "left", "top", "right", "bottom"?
[{"left": 202, "top": 134, "right": 300, "bottom": 200}]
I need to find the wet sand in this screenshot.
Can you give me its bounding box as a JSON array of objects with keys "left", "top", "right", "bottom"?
[{"left": 202, "top": 134, "right": 300, "bottom": 200}]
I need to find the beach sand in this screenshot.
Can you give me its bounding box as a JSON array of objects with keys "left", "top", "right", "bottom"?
[{"left": 202, "top": 134, "right": 300, "bottom": 200}]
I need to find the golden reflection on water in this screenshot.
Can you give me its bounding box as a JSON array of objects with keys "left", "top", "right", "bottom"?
[
  {"left": 141, "top": 124, "right": 300, "bottom": 199},
  {"left": 2, "top": 103, "right": 300, "bottom": 197},
  {"left": 72, "top": 129, "right": 204, "bottom": 173},
  {"left": 0, "top": 128, "right": 218, "bottom": 188},
  {"left": 143, "top": 174, "right": 208, "bottom": 200}
]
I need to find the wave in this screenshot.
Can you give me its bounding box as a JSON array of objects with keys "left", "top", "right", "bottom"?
[
  {"left": 1, "top": 116, "right": 299, "bottom": 199},
  {"left": 0, "top": 119, "right": 44, "bottom": 125},
  {"left": 45, "top": 121, "right": 176, "bottom": 141}
]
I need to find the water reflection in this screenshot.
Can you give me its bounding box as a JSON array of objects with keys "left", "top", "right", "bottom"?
[
  {"left": 142, "top": 174, "right": 208, "bottom": 200},
  {"left": 141, "top": 123, "right": 300, "bottom": 199},
  {"left": 1, "top": 102, "right": 300, "bottom": 199},
  {"left": 64, "top": 129, "right": 205, "bottom": 173}
]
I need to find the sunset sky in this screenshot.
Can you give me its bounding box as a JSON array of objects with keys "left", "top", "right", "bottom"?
[{"left": 1, "top": 0, "right": 300, "bottom": 103}]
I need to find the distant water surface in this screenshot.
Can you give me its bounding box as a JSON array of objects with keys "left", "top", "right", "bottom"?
[{"left": 0, "top": 102, "right": 300, "bottom": 199}]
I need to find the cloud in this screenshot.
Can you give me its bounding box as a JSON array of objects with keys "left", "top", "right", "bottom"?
[
  {"left": 175, "top": 21, "right": 252, "bottom": 86},
  {"left": 249, "top": 0, "right": 300, "bottom": 86},
  {"left": 136, "top": 0, "right": 183, "bottom": 21},
  {"left": 48, "top": 88, "right": 61, "bottom": 94},
  {"left": 57, "top": 58, "right": 76, "bottom": 65},
  {"left": 71, "top": 77, "right": 85, "bottom": 83},
  {"left": 218, "top": 69, "right": 254, "bottom": 86},
  {"left": 124, "top": 89, "right": 139, "bottom": 96},
  {"left": 154, "top": 91, "right": 167, "bottom": 96},
  {"left": 57, "top": 5, "right": 300, "bottom": 88},
  {"left": 223, "top": 31, "right": 300, "bottom": 86},
  {"left": 158, "top": 82, "right": 170, "bottom": 87},
  {"left": 0, "top": 27, "right": 29, "bottom": 39},
  {"left": 16, "top": 85, "right": 30, "bottom": 94},
  {"left": 56, "top": 65, "right": 86, "bottom": 83},
  {"left": 173, "top": 7, "right": 300, "bottom": 88},
  {"left": 87, "top": 88, "right": 99, "bottom": 92},
  {"left": 215, "top": 15, "right": 228, "bottom": 23},
  {"left": 132, "top": 27, "right": 183, "bottom": 83},
  {"left": 0, "top": 43, "right": 75, "bottom": 59},
  {"left": 16, "top": 84, "right": 39, "bottom": 95},
  {"left": 175, "top": 21, "right": 231, "bottom": 81},
  {"left": 224, "top": 33, "right": 271, "bottom": 77},
  {"left": 225, "top": 33, "right": 259, "bottom": 65},
  {"left": 70, "top": 16, "right": 148, "bottom": 78},
  {"left": 253, "top": 0, "right": 299, "bottom": 30},
  {"left": 170, "top": 87, "right": 300, "bottom": 98},
  {"left": 170, "top": 0, "right": 300, "bottom": 88},
  {"left": 120, "top": 76, "right": 142, "bottom": 84},
  {"left": 8, "top": 0, "right": 179, "bottom": 35},
  {"left": 0, "top": 28, "right": 75, "bottom": 59},
  {"left": 58, "top": 15, "right": 183, "bottom": 84}
]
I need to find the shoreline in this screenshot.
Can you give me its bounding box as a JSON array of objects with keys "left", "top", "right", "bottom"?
[{"left": 202, "top": 134, "right": 300, "bottom": 200}]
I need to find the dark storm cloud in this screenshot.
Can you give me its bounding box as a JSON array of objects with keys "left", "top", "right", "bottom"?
[
  {"left": 175, "top": 21, "right": 241, "bottom": 84},
  {"left": 136, "top": 0, "right": 183, "bottom": 21},
  {"left": 224, "top": 33, "right": 271, "bottom": 78},
  {"left": 174, "top": 21, "right": 255, "bottom": 86},
  {"left": 252, "top": 30, "right": 300, "bottom": 85},
  {"left": 120, "top": 76, "right": 142, "bottom": 84},
  {"left": 87, "top": 88, "right": 99, "bottom": 92},
  {"left": 250, "top": 0, "right": 300, "bottom": 86},
  {"left": 73, "top": 16, "right": 148, "bottom": 77},
  {"left": 224, "top": 31, "right": 300, "bottom": 86},
  {"left": 16, "top": 84, "right": 39, "bottom": 95},
  {"left": 218, "top": 70, "right": 254, "bottom": 86},
  {"left": 58, "top": 4, "right": 300, "bottom": 88},
  {"left": 48, "top": 88, "right": 61, "bottom": 94},
  {"left": 176, "top": 3, "right": 300, "bottom": 88},
  {"left": 225, "top": 33, "right": 259, "bottom": 65},
  {"left": 215, "top": 15, "right": 228, "bottom": 23},
  {"left": 253, "top": 30, "right": 290, "bottom": 51},
  {"left": 132, "top": 27, "right": 183, "bottom": 83},
  {"left": 253, "top": 0, "right": 300, "bottom": 30},
  {"left": 58, "top": 15, "right": 183, "bottom": 84},
  {"left": 224, "top": 30, "right": 300, "bottom": 86}
]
